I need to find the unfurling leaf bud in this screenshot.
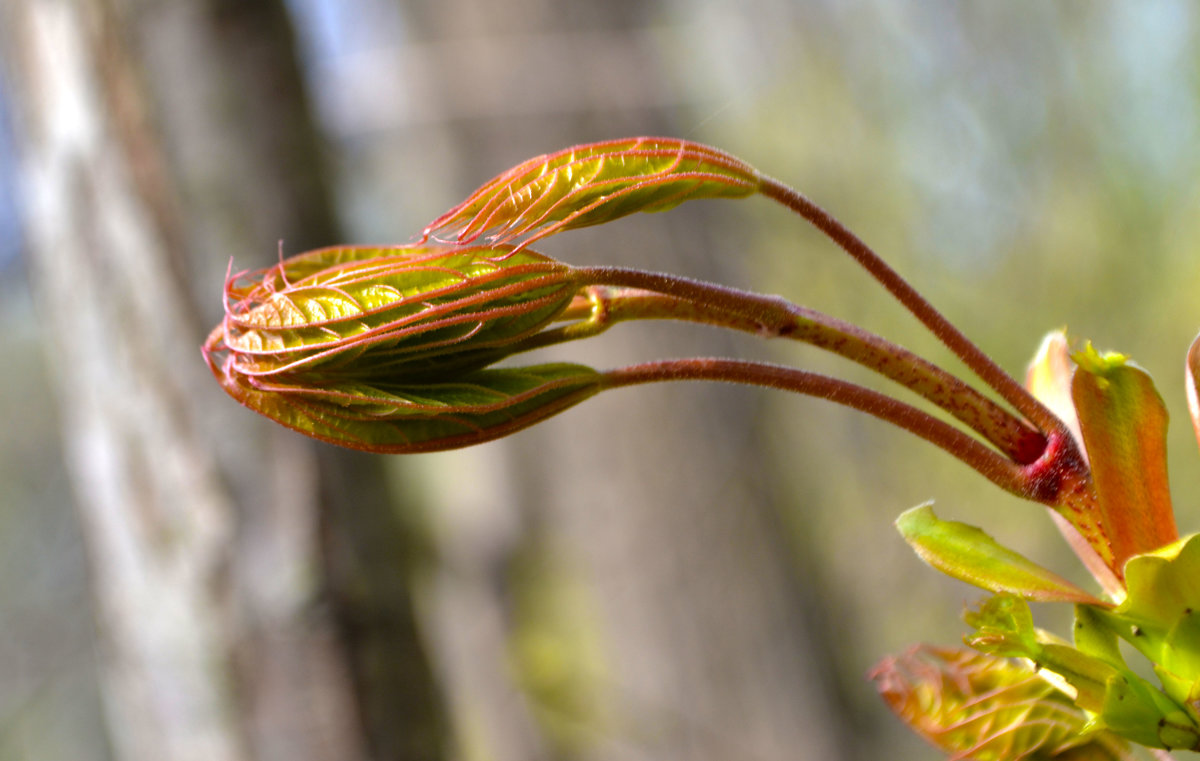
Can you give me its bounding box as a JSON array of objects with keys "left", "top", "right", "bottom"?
[
  {"left": 422, "top": 137, "right": 761, "bottom": 248},
  {"left": 871, "top": 645, "right": 1136, "bottom": 761},
  {"left": 204, "top": 244, "right": 602, "bottom": 452}
]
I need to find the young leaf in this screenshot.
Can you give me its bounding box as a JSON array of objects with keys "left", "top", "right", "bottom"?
[
  {"left": 964, "top": 597, "right": 1199, "bottom": 750},
  {"left": 1026, "top": 330, "right": 1084, "bottom": 449},
  {"left": 202, "top": 242, "right": 614, "bottom": 452},
  {"left": 218, "top": 244, "right": 579, "bottom": 379},
  {"left": 1073, "top": 604, "right": 1127, "bottom": 670},
  {"left": 1071, "top": 344, "right": 1178, "bottom": 576},
  {"left": 206, "top": 361, "right": 603, "bottom": 454},
  {"left": 1185, "top": 330, "right": 1200, "bottom": 453},
  {"left": 896, "top": 504, "right": 1105, "bottom": 605},
  {"left": 422, "top": 137, "right": 761, "bottom": 248},
  {"left": 1119, "top": 534, "right": 1200, "bottom": 630},
  {"left": 965, "top": 595, "right": 1118, "bottom": 714},
  {"left": 1025, "top": 332, "right": 1128, "bottom": 601},
  {"left": 870, "top": 645, "right": 1137, "bottom": 761},
  {"left": 1097, "top": 674, "right": 1200, "bottom": 751},
  {"left": 964, "top": 594, "right": 1044, "bottom": 659},
  {"left": 1104, "top": 533, "right": 1200, "bottom": 684}
]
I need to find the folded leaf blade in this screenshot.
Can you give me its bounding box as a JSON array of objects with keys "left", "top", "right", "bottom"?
[
  {"left": 897, "top": 504, "right": 1104, "bottom": 605},
  {"left": 871, "top": 645, "right": 1137, "bottom": 761},
  {"left": 422, "top": 137, "right": 761, "bottom": 247},
  {"left": 216, "top": 244, "right": 579, "bottom": 379},
  {"left": 1186, "top": 331, "right": 1200, "bottom": 454},
  {"left": 206, "top": 360, "right": 603, "bottom": 453},
  {"left": 1071, "top": 344, "right": 1178, "bottom": 576}
]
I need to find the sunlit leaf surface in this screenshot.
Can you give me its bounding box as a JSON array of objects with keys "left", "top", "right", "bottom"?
[
  {"left": 219, "top": 244, "right": 577, "bottom": 379},
  {"left": 204, "top": 243, "right": 603, "bottom": 452},
  {"left": 871, "top": 645, "right": 1136, "bottom": 761},
  {"left": 1104, "top": 533, "right": 1200, "bottom": 715},
  {"left": 1119, "top": 534, "right": 1200, "bottom": 634},
  {"left": 422, "top": 137, "right": 760, "bottom": 248},
  {"left": 964, "top": 596, "right": 1199, "bottom": 752},
  {"left": 897, "top": 505, "right": 1104, "bottom": 605},
  {"left": 1071, "top": 344, "right": 1177, "bottom": 575}
]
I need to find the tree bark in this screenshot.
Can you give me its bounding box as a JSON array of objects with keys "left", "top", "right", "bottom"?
[
  {"left": 2, "top": 1, "right": 442, "bottom": 759},
  {"left": 7, "top": 0, "right": 856, "bottom": 758},
  {"left": 6, "top": 1, "right": 247, "bottom": 756}
]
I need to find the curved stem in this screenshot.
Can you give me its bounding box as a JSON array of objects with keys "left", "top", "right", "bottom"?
[
  {"left": 601, "top": 358, "right": 1030, "bottom": 497},
  {"left": 756, "top": 175, "right": 1064, "bottom": 437},
  {"left": 566, "top": 271, "right": 1045, "bottom": 464}
]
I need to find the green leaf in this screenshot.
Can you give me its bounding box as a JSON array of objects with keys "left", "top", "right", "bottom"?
[
  {"left": 1072, "top": 535, "right": 1200, "bottom": 748},
  {"left": 963, "top": 593, "right": 1042, "bottom": 659},
  {"left": 964, "top": 597, "right": 1200, "bottom": 751},
  {"left": 1099, "top": 533, "right": 1200, "bottom": 704},
  {"left": 1161, "top": 611, "right": 1200, "bottom": 699},
  {"left": 896, "top": 504, "right": 1104, "bottom": 605},
  {"left": 206, "top": 361, "right": 604, "bottom": 454},
  {"left": 1073, "top": 604, "right": 1126, "bottom": 669},
  {"left": 1071, "top": 343, "right": 1178, "bottom": 576},
  {"left": 1097, "top": 673, "right": 1200, "bottom": 751},
  {"left": 422, "top": 137, "right": 761, "bottom": 248},
  {"left": 966, "top": 595, "right": 1121, "bottom": 711},
  {"left": 965, "top": 596, "right": 1118, "bottom": 718},
  {"left": 1120, "top": 534, "right": 1200, "bottom": 634}
]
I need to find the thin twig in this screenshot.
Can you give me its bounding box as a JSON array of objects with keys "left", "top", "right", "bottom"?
[
  {"left": 756, "top": 175, "right": 1064, "bottom": 437},
  {"left": 601, "top": 358, "right": 1029, "bottom": 496},
  {"left": 568, "top": 271, "right": 1045, "bottom": 463}
]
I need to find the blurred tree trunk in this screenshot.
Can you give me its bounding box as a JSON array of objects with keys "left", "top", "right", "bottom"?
[
  {"left": 389, "top": 1, "right": 856, "bottom": 759},
  {"left": 2, "top": 1, "right": 442, "bottom": 759}
]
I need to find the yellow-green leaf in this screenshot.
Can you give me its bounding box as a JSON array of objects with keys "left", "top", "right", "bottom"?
[
  {"left": 897, "top": 504, "right": 1105, "bottom": 605},
  {"left": 1105, "top": 534, "right": 1200, "bottom": 693},
  {"left": 1120, "top": 534, "right": 1200, "bottom": 631}
]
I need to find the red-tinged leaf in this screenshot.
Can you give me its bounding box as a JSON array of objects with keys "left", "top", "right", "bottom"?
[
  {"left": 422, "top": 137, "right": 760, "bottom": 248},
  {"left": 1026, "top": 332, "right": 1125, "bottom": 600},
  {"left": 213, "top": 244, "right": 579, "bottom": 380},
  {"left": 1071, "top": 344, "right": 1178, "bottom": 577},
  {"left": 871, "top": 645, "right": 1138, "bottom": 761},
  {"left": 897, "top": 504, "right": 1106, "bottom": 606},
  {"left": 202, "top": 242, "right": 610, "bottom": 452},
  {"left": 204, "top": 357, "right": 603, "bottom": 453}
]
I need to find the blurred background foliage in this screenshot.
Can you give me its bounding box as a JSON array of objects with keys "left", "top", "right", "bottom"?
[{"left": 2, "top": 1, "right": 1199, "bottom": 760}]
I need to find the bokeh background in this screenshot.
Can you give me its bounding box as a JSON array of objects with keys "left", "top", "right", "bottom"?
[{"left": 2, "top": 1, "right": 1199, "bottom": 760}]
